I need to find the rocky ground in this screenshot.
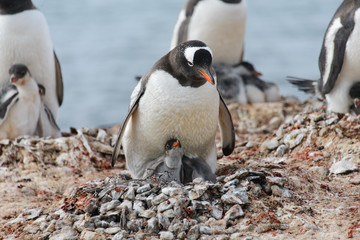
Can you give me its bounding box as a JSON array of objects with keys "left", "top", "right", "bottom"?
[{"left": 0, "top": 98, "right": 359, "bottom": 240}]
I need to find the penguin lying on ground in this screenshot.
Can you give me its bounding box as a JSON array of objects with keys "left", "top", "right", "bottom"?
[{"left": 215, "top": 62, "right": 280, "bottom": 104}]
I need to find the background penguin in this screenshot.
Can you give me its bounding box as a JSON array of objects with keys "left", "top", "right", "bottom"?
[
  {"left": 215, "top": 61, "right": 280, "bottom": 104},
  {"left": 112, "top": 40, "right": 235, "bottom": 179},
  {"left": 170, "top": 0, "right": 247, "bottom": 65},
  {"left": 317, "top": 0, "right": 360, "bottom": 113},
  {"left": 0, "top": 0, "right": 63, "bottom": 123},
  {"left": 0, "top": 64, "right": 41, "bottom": 139},
  {"left": 144, "top": 139, "right": 216, "bottom": 184}
]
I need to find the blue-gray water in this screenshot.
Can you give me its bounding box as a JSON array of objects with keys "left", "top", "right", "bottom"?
[{"left": 32, "top": 0, "right": 340, "bottom": 130}]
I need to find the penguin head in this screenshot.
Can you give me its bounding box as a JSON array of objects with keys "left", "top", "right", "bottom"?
[
  {"left": 233, "top": 61, "right": 262, "bottom": 77},
  {"left": 170, "top": 40, "right": 216, "bottom": 87},
  {"left": 164, "top": 139, "right": 183, "bottom": 169},
  {"left": 9, "top": 64, "right": 31, "bottom": 86},
  {"left": 0, "top": 0, "right": 35, "bottom": 15}
]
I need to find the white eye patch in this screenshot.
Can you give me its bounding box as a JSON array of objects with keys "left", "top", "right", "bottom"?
[{"left": 184, "top": 46, "right": 213, "bottom": 64}]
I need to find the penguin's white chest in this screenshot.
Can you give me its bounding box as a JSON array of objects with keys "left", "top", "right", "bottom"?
[
  {"left": 187, "top": 0, "right": 247, "bottom": 64},
  {"left": 0, "top": 10, "right": 58, "bottom": 117},
  {"left": 123, "top": 70, "right": 219, "bottom": 167},
  {"left": 0, "top": 81, "right": 41, "bottom": 139}
]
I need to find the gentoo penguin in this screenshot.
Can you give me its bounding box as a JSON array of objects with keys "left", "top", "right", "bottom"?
[
  {"left": 0, "top": 0, "right": 63, "bottom": 121},
  {"left": 238, "top": 62, "right": 281, "bottom": 103},
  {"left": 112, "top": 40, "right": 235, "bottom": 178},
  {"left": 318, "top": 0, "right": 360, "bottom": 113},
  {"left": 143, "top": 139, "right": 183, "bottom": 182},
  {"left": 170, "top": 0, "right": 247, "bottom": 65},
  {"left": 215, "top": 61, "right": 280, "bottom": 104},
  {"left": 144, "top": 139, "right": 216, "bottom": 184},
  {"left": 35, "top": 84, "right": 61, "bottom": 138},
  {"left": 0, "top": 64, "right": 41, "bottom": 139}
]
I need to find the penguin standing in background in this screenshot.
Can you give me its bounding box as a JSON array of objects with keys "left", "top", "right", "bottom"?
[
  {"left": 0, "top": 0, "right": 63, "bottom": 123},
  {"left": 170, "top": 0, "right": 247, "bottom": 65},
  {"left": 318, "top": 0, "right": 360, "bottom": 113},
  {"left": 112, "top": 40, "right": 235, "bottom": 179},
  {"left": 0, "top": 64, "right": 41, "bottom": 139}
]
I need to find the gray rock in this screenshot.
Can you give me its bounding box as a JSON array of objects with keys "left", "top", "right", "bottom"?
[
  {"left": 265, "top": 138, "right": 280, "bottom": 150},
  {"left": 330, "top": 158, "right": 358, "bottom": 175},
  {"left": 158, "top": 198, "right": 176, "bottom": 212},
  {"left": 104, "top": 227, "right": 121, "bottom": 235},
  {"left": 100, "top": 200, "right": 120, "bottom": 214},
  {"left": 271, "top": 185, "right": 292, "bottom": 198},
  {"left": 188, "top": 225, "right": 200, "bottom": 240},
  {"left": 124, "top": 186, "right": 136, "bottom": 200},
  {"left": 160, "top": 231, "right": 174, "bottom": 240},
  {"left": 49, "top": 226, "right": 78, "bottom": 240},
  {"left": 266, "top": 176, "right": 285, "bottom": 187},
  {"left": 146, "top": 217, "right": 159, "bottom": 233},
  {"left": 112, "top": 230, "right": 128, "bottom": 240},
  {"left": 199, "top": 225, "right": 211, "bottom": 235},
  {"left": 23, "top": 208, "right": 43, "bottom": 220},
  {"left": 275, "top": 144, "right": 288, "bottom": 156},
  {"left": 224, "top": 204, "right": 244, "bottom": 220},
  {"left": 189, "top": 185, "right": 208, "bottom": 200}
]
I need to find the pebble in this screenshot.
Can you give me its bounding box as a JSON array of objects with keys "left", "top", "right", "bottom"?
[
  {"left": 4, "top": 168, "right": 291, "bottom": 240},
  {"left": 224, "top": 204, "right": 244, "bottom": 220},
  {"left": 264, "top": 138, "right": 280, "bottom": 150},
  {"left": 160, "top": 231, "right": 175, "bottom": 240},
  {"left": 275, "top": 144, "right": 288, "bottom": 156},
  {"left": 330, "top": 158, "right": 358, "bottom": 175}
]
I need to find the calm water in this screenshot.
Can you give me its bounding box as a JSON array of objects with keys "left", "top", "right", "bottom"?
[{"left": 32, "top": 0, "right": 340, "bottom": 130}]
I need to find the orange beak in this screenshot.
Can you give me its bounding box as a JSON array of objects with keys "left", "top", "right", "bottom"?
[
  {"left": 252, "top": 70, "right": 262, "bottom": 76},
  {"left": 10, "top": 77, "right": 18, "bottom": 83},
  {"left": 172, "top": 140, "right": 180, "bottom": 148},
  {"left": 198, "top": 69, "right": 215, "bottom": 85}
]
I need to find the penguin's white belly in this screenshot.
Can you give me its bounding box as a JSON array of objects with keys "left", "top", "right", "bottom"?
[
  {"left": 187, "top": 0, "right": 247, "bottom": 64},
  {"left": 326, "top": 9, "right": 360, "bottom": 112},
  {"left": 0, "top": 10, "right": 58, "bottom": 118},
  {"left": 0, "top": 91, "right": 40, "bottom": 139},
  {"left": 123, "top": 70, "right": 220, "bottom": 177}
]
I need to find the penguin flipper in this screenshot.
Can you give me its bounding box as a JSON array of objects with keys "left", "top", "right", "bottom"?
[
  {"left": 54, "top": 51, "right": 64, "bottom": 107},
  {"left": 319, "top": 13, "right": 355, "bottom": 95},
  {"left": 111, "top": 83, "right": 145, "bottom": 167},
  {"left": 0, "top": 87, "right": 18, "bottom": 127},
  {"left": 218, "top": 94, "right": 235, "bottom": 156},
  {"left": 287, "top": 76, "right": 317, "bottom": 95}
]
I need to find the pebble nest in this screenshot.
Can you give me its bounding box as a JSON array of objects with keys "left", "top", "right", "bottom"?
[{"left": 1, "top": 98, "right": 359, "bottom": 240}]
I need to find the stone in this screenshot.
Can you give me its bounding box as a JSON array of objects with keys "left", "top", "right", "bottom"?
[
  {"left": 100, "top": 200, "right": 120, "bottom": 214},
  {"left": 146, "top": 217, "right": 159, "bottom": 233},
  {"left": 104, "top": 227, "right": 121, "bottom": 235},
  {"left": 271, "top": 185, "right": 292, "bottom": 198},
  {"left": 265, "top": 138, "right": 280, "bottom": 150},
  {"left": 189, "top": 185, "right": 208, "bottom": 200},
  {"left": 224, "top": 204, "right": 244, "bottom": 220},
  {"left": 49, "top": 226, "right": 78, "bottom": 240},
  {"left": 330, "top": 158, "right": 358, "bottom": 175},
  {"left": 160, "top": 231, "right": 174, "bottom": 240}
]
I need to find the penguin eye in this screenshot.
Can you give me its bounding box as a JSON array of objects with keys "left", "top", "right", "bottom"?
[{"left": 187, "top": 61, "right": 194, "bottom": 67}]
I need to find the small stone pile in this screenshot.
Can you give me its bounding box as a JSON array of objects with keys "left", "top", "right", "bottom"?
[{"left": 4, "top": 169, "right": 290, "bottom": 240}]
